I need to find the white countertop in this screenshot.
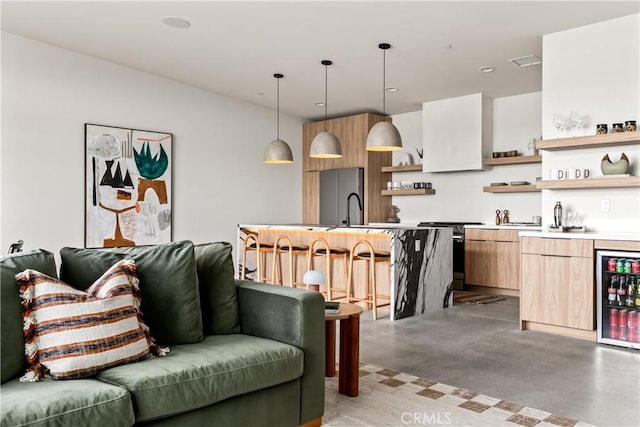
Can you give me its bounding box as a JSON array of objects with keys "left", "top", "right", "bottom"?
[
  {"left": 465, "top": 224, "right": 543, "bottom": 231},
  {"left": 518, "top": 231, "right": 640, "bottom": 241}
]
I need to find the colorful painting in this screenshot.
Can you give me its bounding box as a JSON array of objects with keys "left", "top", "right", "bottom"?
[{"left": 85, "top": 124, "right": 172, "bottom": 248}]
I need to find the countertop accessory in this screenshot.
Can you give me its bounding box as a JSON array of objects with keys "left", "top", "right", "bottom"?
[
  {"left": 510, "top": 181, "right": 529, "bottom": 186},
  {"left": 624, "top": 120, "right": 637, "bottom": 132},
  {"left": 503, "top": 209, "right": 510, "bottom": 223},
  {"left": 366, "top": 43, "right": 402, "bottom": 152},
  {"left": 263, "top": 73, "right": 293, "bottom": 164},
  {"left": 601, "top": 153, "right": 629, "bottom": 175},
  {"left": 386, "top": 205, "right": 401, "bottom": 223},
  {"left": 310, "top": 60, "right": 342, "bottom": 159},
  {"left": 596, "top": 124, "right": 608, "bottom": 135},
  {"left": 553, "top": 201, "right": 563, "bottom": 228},
  {"left": 548, "top": 225, "right": 587, "bottom": 233},
  {"left": 495, "top": 210, "right": 502, "bottom": 225}
]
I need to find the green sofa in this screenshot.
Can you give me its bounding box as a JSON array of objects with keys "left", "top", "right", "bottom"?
[{"left": 0, "top": 241, "right": 325, "bottom": 427}]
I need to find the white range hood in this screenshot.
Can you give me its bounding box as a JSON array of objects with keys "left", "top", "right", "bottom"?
[{"left": 422, "top": 93, "right": 493, "bottom": 172}]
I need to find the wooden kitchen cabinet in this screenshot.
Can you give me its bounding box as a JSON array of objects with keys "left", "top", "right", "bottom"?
[
  {"left": 302, "top": 113, "right": 391, "bottom": 224},
  {"left": 464, "top": 229, "right": 520, "bottom": 292},
  {"left": 520, "top": 237, "right": 595, "bottom": 340}
]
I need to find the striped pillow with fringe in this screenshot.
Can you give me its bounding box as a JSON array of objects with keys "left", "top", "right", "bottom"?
[{"left": 16, "top": 259, "right": 168, "bottom": 381}]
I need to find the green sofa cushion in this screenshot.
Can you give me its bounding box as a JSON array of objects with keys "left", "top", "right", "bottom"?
[
  {"left": 60, "top": 241, "right": 204, "bottom": 346},
  {"left": 1, "top": 250, "right": 57, "bottom": 384},
  {"left": 194, "top": 242, "right": 240, "bottom": 335},
  {"left": 0, "top": 378, "right": 134, "bottom": 427},
  {"left": 96, "top": 334, "right": 303, "bottom": 422}
]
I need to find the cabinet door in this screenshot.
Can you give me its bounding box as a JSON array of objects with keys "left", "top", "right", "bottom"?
[
  {"left": 464, "top": 240, "right": 491, "bottom": 286},
  {"left": 521, "top": 254, "right": 593, "bottom": 330},
  {"left": 493, "top": 241, "right": 520, "bottom": 289}
]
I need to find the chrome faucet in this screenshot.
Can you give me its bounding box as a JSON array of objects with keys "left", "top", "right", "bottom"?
[{"left": 346, "top": 192, "right": 363, "bottom": 227}]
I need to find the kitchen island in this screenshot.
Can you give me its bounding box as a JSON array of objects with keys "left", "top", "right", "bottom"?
[{"left": 237, "top": 224, "right": 453, "bottom": 320}]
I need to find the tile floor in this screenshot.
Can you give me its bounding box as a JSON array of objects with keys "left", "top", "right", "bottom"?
[{"left": 357, "top": 296, "right": 639, "bottom": 427}]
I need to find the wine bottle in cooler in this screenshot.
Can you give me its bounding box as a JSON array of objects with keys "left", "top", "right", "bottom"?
[
  {"left": 617, "top": 275, "right": 627, "bottom": 307},
  {"left": 608, "top": 274, "right": 619, "bottom": 305},
  {"left": 627, "top": 276, "right": 636, "bottom": 307}
]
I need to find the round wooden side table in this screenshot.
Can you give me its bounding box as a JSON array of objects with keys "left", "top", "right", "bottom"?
[{"left": 325, "top": 302, "right": 363, "bottom": 397}]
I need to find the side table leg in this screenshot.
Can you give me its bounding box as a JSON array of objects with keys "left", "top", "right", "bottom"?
[
  {"left": 338, "top": 315, "right": 360, "bottom": 397},
  {"left": 325, "top": 320, "right": 336, "bottom": 377}
]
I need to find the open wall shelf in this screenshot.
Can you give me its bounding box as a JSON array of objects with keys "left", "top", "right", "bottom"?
[
  {"left": 381, "top": 189, "right": 435, "bottom": 196},
  {"left": 483, "top": 185, "right": 540, "bottom": 193},
  {"left": 536, "top": 132, "right": 640, "bottom": 151},
  {"left": 536, "top": 176, "right": 640, "bottom": 189},
  {"left": 381, "top": 164, "right": 423, "bottom": 173},
  {"left": 484, "top": 155, "right": 541, "bottom": 166}
]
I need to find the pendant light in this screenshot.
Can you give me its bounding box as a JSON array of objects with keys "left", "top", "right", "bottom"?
[
  {"left": 366, "top": 43, "right": 402, "bottom": 152},
  {"left": 263, "top": 73, "right": 294, "bottom": 164},
  {"left": 310, "top": 60, "right": 342, "bottom": 158}
]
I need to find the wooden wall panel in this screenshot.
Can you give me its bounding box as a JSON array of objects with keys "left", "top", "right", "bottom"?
[{"left": 303, "top": 171, "right": 320, "bottom": 224}]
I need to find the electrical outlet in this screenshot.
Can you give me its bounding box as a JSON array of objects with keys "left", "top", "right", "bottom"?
[
  {"left": 415, "top": 240, "right": 421, "bottom": 252},
  {"left": 601, "top": 200, "right": 610, "bottom": 212}
]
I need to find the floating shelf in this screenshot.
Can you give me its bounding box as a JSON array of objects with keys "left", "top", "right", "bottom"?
[
  {"left": 381, "top": 188, "right": 435, "bottom": 196},
  {"left": 535, "top": 131, "right": 640, "bottom": 151},
  {"left": 381, "top": 164, "right": 423, "bottom": 173},
  {"left": 483, "top": 185, "right": 540, "bottom": 193},
  {"left": 536, "top": 176, "right": 640, "bottom": 189},
  {"left": 484, "top": 155, "right": 542, "bottom": 166}
]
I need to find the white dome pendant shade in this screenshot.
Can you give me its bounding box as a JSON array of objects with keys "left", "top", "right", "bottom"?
[
  {"left": 263, "top": 73, "right": 293, "bottom": 164},
  {"left": 366, "top": 43, "right": 402, "bottom": 152},
  {"left": 310, "top": 60, "right": 342, "bottom": 159}
]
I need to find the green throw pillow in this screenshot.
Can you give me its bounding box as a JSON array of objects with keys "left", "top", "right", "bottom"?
[
  {"left": 194, "top": 242, "right": 240, "bottom": 335},
  {"left": 1, "top": 249, "right": 58, "bottom": 383},
  {"left": 60, "top": 241, "right": 204, "bottom": 346}
]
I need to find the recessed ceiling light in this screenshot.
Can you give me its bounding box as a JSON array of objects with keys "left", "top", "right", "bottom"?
[
  {"left": 479, "top": 66, "right": 495, "bottom": 73},
  {"left": 386, "top": 87, "right": 399, "bottom": 92},
  {"left": 162, "top": 17, "right": 191, "bottom": 29},
  {"left": 315, "top": 102, "right": 326, "bottom": 107},
  {"left": 509, "top": 54, "right": 541, "bottom": 68}
]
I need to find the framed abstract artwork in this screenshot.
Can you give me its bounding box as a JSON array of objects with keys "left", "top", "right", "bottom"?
[{"left": 85, "top": 123, "right": 173, "bottom": 248}]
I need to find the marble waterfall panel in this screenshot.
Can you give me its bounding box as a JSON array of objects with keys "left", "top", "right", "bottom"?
[{"left": 392, "top": 228, "right": 452, "bottom": 320}]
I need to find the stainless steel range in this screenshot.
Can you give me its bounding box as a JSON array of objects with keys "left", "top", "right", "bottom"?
[{"left": 418, "top": 221, "right": 482, "bottom": 290}]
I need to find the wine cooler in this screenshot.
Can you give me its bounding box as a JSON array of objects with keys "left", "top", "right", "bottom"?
[{"left": 596, "top": 250, "right": 640, "bottom": 349}]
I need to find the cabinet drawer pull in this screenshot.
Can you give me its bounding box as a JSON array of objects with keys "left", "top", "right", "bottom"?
[{"left": 540, "top": 254, "right": 571, "bottom": 258}]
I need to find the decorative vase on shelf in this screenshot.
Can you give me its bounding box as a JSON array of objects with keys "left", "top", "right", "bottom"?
[{"left": 601, "top": 153, "right": 629, "bottom": 175}]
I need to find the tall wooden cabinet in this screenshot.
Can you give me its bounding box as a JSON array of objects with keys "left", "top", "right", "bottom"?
[
  {"left": 302, "top": 113, "right": 392, "bottom": 224},
  {"left": 520, "top": 237, "right": 595, "bottom": 340},
  {"left": 464, "top": 229, "right": 520, "bottom": 292}
]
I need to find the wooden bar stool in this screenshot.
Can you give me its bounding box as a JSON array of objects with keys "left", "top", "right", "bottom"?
[
  {"left": 271, "top": 235, "right": 309, "bottom": 287},
  {"left": 240, "top": 232, "right": 274, "bottom": 283},
  {"left": 347, "top": 240, "right": 391, "bottom": 320},
  {"left": 307, "top": 238, "right": 350, "bottom": 301}
]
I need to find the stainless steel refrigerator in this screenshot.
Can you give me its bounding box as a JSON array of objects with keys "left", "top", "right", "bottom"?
[{"left": 319, "top": 168, "right": 364, "bottom": 226}]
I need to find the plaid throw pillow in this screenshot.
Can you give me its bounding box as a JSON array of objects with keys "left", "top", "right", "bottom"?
[{"left": 16, "top": 259, "right": 168, "bottom": 381}]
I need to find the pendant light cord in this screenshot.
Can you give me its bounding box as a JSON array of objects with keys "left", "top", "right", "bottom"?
[
  {"left": 324, "top": 63, "right": 328, "bottom": 131},
  {"left": 382, "top": 47, "right": 386, "bottom": 117},
  {"left": 276, "top": 77, "right": 280, "bottom": 140}
]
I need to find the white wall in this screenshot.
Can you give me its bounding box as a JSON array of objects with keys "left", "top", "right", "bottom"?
[
  {"left": 541, "top": 14, "right": 640, "bottom": 232},
  {"left": 390, "top": 92, "right": 542, "bottom": 225},
  {"left": 1, "top": 33, "right": 304, "bottom": 258}
]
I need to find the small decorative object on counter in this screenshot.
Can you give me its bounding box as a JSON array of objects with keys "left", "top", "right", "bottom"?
[
  {"left": 596, "top": 124, "right": 608, "bottom": 135},
  {"left": 553, "top": 201, "right": 563, "bottom": 228},
  {"left": 601, "top": 153, "right": 630, "bottom": 175},
  {"left": 612, "top": 123, "right": 624, "bottom": 133},
  {"left": 495, "top": 209, "right": 502, "bottom": 225},
  {"left": 502, "top": 209, "right": 510, "bottom": 224},
  {"left": 386, "top": 205, "right": 400, "bottom": 223},
  {"left": 624, "top": 120, "right": 637, "bottom": 132},
  {"left": 527, "top": 138, "right": 538, "bottom": 155}
]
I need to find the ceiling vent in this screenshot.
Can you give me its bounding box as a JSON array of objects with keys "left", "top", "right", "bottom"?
[{"left": 509, "top": 54, "right": 541, "bottom": 68}]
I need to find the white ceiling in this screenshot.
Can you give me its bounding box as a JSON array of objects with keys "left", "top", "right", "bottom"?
[{"left": 2, "top": 1, "right": 638, "bottom": 121}]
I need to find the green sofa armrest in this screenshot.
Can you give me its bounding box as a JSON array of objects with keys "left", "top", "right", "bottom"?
[{"left": 236, "top": 280, "right": 325, "bottom": 425}]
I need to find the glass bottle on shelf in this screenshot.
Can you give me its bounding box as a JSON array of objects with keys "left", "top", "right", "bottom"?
[
  {"left": 608, "top": 274, "right": 619, "bottom": 306},
  {"left": 627, "top": 276, "right": 637, "bottom": 307},
  {"left": 617, "top": 275, "right": 627, "bottom": 307}
]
